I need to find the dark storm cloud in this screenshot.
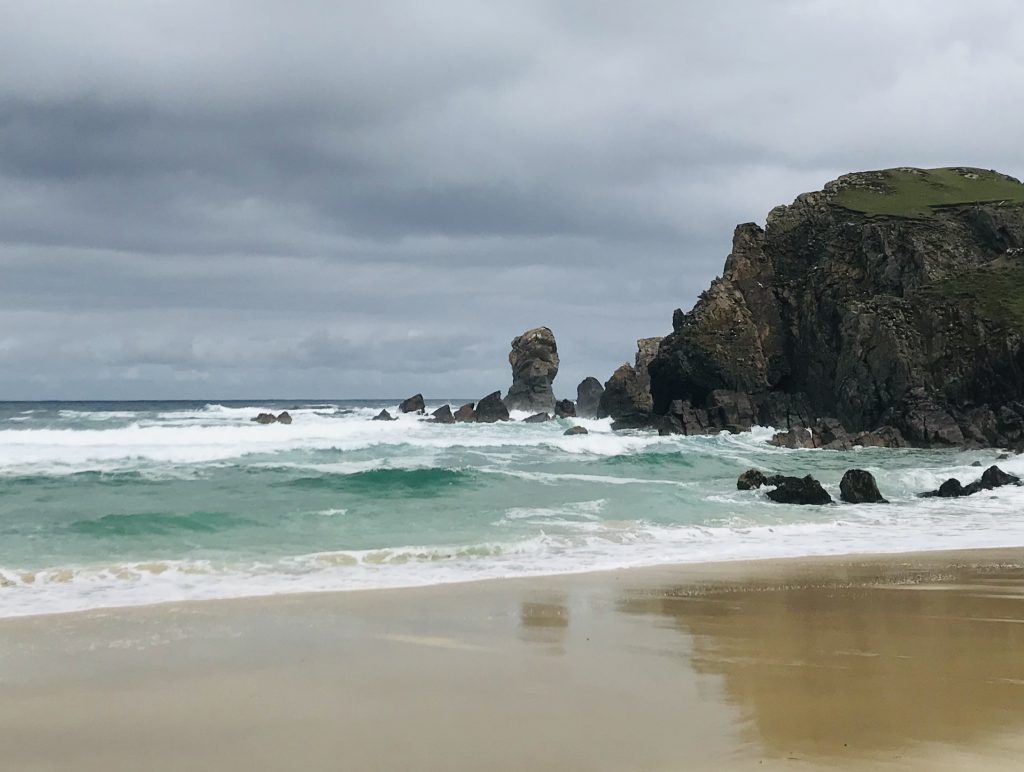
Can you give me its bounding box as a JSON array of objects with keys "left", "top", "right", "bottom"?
[{"left": 1, "top": 0, "right": 1023, "bottom": 398}]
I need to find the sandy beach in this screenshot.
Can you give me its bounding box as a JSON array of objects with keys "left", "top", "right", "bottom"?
[{"left": 3, "top": 548, "right": 1024, "bottom": 771}]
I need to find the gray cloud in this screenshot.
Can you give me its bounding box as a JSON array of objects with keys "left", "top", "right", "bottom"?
[{"left": 1, "top": 0, "right": 1023, "bottom": 399}]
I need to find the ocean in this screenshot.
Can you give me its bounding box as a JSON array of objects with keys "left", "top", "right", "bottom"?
[{"left": 1, "top": 399, "right": 1022, "bottom": 619}]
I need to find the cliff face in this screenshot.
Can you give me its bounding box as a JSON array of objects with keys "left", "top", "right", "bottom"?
[{"left": 647, "top": 167, "right": 1024, "bottom": 447}]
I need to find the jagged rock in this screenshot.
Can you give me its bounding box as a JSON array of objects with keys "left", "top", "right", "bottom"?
[
  {"left": 554, "top": 399, "right": 576, "bottom": 418},
  {"left": 839, "top": 469, "right": 887, "bottom": 503},
  {"left": 373, "top": 409, "right": 396, "bottom": 421},
  {"left": 920, "top": 465, "right": 1021, "bottom": 497},
  {"left": 634, "top": 337, "right": 663, "bottom": 399},
  {"left": 430, "top": 405, "right": 455, "bottom": 424},
  {"left": 276, "top": 411, "right": 292, "bottom": 425},
  {"left": 563, "top": 426, "right": 588, "bottom": 436},
  {"left": 576, "top": 377, "right": 605, "bottom": 418},
  {"left": 598, "top": 364, "right": 651, "bottom": 429},
  {"left": 647, "top": 167, "right": 1024, "bottom": 448},
  {"left": 252, "top": 412, "right": 277, "bottom": 424},
  {"left": 504, "top": 327, "right": 559, "bottom": 414},
  {"left": 523, "top": 412, "right": 551, "bottom": 423},
  {"left": 399, "top": 394, "right": 425, "bottom": 414},
  {"left": 765, "top": 475, "right": 833, "bottom": 505},
  {"left": 475, "top": 391, "right": 510, "bottom": 423},
  {"left": 453, "top": 403, "right": 476, "bottom": 422}
]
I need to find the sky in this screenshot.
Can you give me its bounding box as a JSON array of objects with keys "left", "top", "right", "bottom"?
[{"left": 1, "top": 1, "right": 1023, "bottom": 400}]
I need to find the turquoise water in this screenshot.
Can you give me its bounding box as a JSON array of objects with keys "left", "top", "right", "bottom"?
[{"left": 1, "top": 400, "right": 1022, "bottom": 618}]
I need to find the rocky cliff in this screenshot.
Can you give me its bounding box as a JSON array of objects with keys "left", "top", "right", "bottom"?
[{"left": 645, "top": 167, "right": 1024, "bottom": 447}]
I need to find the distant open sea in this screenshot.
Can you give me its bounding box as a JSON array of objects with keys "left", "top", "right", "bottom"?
[{"left": 1, "top": 399, "right": 1022, "bottom": 618}]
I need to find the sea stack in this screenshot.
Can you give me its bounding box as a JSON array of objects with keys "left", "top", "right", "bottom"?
[{"left": 504, "top": 327, "right": 559, "bottom": 414}]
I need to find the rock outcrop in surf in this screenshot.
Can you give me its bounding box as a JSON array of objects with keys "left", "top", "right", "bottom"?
[
  {"left": 575, "top": 377, "right": 604, "bottom": 418},
  {"left": 637, "top": 167, "right": 1024, "bottom": 448},
  {"left": 504, "top": 327, "right": 559, "bottom": 414}
]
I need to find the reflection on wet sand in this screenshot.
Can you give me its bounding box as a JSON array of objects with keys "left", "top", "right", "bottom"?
[
  {"left": 617, "top": 563, "right": 1024, "bottom": 760},
  {"left": 519, "top": 598, "right": 569, "bottom": 651}
]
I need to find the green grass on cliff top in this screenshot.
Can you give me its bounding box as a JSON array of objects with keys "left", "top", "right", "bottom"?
[
  {"left": 832, "top": 167, "right": 1024, "bottom": 218},
  {"left": 917, "top": 261, "right": 1024, "bottom": 331}
]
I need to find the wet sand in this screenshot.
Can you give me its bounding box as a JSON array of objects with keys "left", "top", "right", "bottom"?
[{"left": 3, "top": 548, "right": 1024, "bottom": 770}]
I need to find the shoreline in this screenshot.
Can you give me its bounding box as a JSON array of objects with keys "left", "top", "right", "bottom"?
[
  {"left": 4, "top": 546, "right": 1024, "bottom": 770},
  {"left": 5, "top": 541, "right": 1024, "bottom": 623}
]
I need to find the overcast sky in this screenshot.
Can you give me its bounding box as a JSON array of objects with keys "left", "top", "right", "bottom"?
[{"left": 1, "top": 1, "right": 1022, "bottom": 400}]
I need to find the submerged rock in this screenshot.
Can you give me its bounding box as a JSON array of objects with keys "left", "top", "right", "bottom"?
[
  {"left": 765, "top": 475, "right": 832, "bottom": 505},
  {"left": 523, "top": 412, "right": 551, "bottom": 423},
  {"left": 576, "top": 377, "right": 605, "bottom": 418},
  {"left": 504, "top": 327, "right": 559, "bottom": 414},
  {"left": 563, "top": 426, "right": 588, "bottom": 436},
  {"left": 372, "top": 409, "right": 396, "bottom": 421},
  {"left": 399, "top": 394, "right": 425, "bottom": 414},
  {"left": 737, "top": 468, "right": 789, "bottom": 490},
  {"left": 430, "top": 405, "right": 455, "bottom": 424},
  {"left": 737, "top": 469, "right": 768, "bottom": 490},
  {"left": 769, "top": 428, "right": 816, "bottom": 449},
  {"left": 453, "top": 403, "right": 476, "bottom": 422},
  {"left": 554, "top": 399, "right": 576, "bottom": 418},
  {"left": 920, "top": 465, "right": 1021, "bottom": 497},
  {"left": 839, "top": 469, "right": 887, "bottom": 503},
  {"left": 475, "top": 391, "right": 510, "bottom": 423}
]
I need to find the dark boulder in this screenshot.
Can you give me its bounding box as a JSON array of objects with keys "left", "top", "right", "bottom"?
[
  {"left": 399, "top": 394, "right": 425, "bottom": 414},
  {"left": 765, "top": 475, "right": 833, "bottom": 505},
  {"left": 453, "top": 403, "right": 476, "bottom": 422},
  {"left": 523, "top": 412, "right": 551, "bottom": 423},
  {"left": 504, "top": 327, "right": 559, "bottom": 414},
  {"left": 920, "top": 465, "right": 1021, "bottom": 497},
  {"left": 598, "top": 364, "right": 652, "bottom": 429},
  {"left": 978, "top": 464, "right": 1020, "bottom": 488},
  {"left": 430, "top": 405, "right": 455, "bottom": 424},
  {"left": 276, "top": 411, "right": 292, "bottom": 425},
  {"left": 252, "top": 412, "right": 277, "bottom": 424},
  {"left": 576, "top": 377, "right": 605, "bottom": 418},
  {"left": 475, "top": 392, "right": 510, "bottom": 423},
  {"left": 563, "top": 426, "right": 588, "bottom": 436},
  {"left": 839, "top": 469, "right": 887, "bottom": 503},
  {"left": 372, "top": 409, "right": 396, "bottom": 422},
  {"left": 737, "top": 469, "right": 767, "bottom": 490},
  {"left": 554, "top": 399, "right": 576, "bottom": 418}
]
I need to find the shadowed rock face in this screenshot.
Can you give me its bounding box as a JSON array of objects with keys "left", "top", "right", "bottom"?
[
  {"left": 576, "top": 377, "right": 604, "bottom": 418},
  {"left": 597, "top": 338, "right": 664, "bottom": 427},
  {"left": 399, "top": 394, "right": 425, "bottom": 414},
  {"left": 504, "top": 327, "right": 559, "bottom": 414},
  {"left": 646, "top": 167, "right": 1024, "bottom": 448},
  {"left": 475, "top": 391, "right": 510, "bottom": 423}
]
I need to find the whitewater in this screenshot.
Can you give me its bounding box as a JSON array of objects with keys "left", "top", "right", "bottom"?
[{"left": 2, "top": 399, "right": 1023, "bottom": 619}]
